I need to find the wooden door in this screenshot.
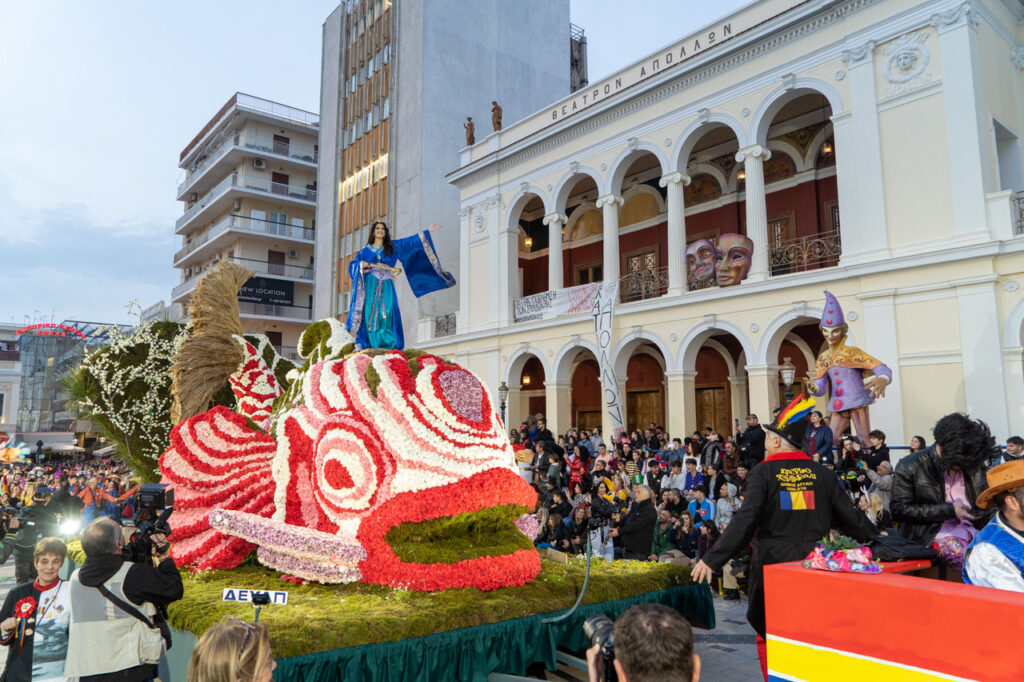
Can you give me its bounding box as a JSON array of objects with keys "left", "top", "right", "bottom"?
[
  {"left": 768, "top": 211, "right": 795, "bottom": 275},
  {"left": 622, "top": 249, "right": 659, "bottom": 302},
  {"left": 271, "top": 172, "right": 289, "bottom": 195},
  {"left": 576, "top": 410, "right": 601, "bottom": 432},
  {"left": 268, "top": 250, "right": 286, "bottom": 276},
  {"left": 695, "top": 386, "right": 730, "bottom": 438},
  {"left": 265, "top": 331, "right": 283, "bottom": 347},
  {"left": 627, "top": 390, "right": 663, "bottom": 432},
  {"left": 273, "top": 134, "right": 290, "bottom": 156}
]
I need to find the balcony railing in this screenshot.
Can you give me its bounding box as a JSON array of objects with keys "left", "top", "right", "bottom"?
[
  {"left": 0, "top": 350, "right": 20, "bottom": 361},
  {"left": 1015, "top": 191, "right": 1024, "bottom": 235},
  {"left": 179, "top": 132, "right": 320, "bottom": 197},
  {"left": 172, "top": 273, "right": 202, "bottom": 299},
  {"left": 176, "top": 174, "right": 317, "bottom": 231},
  {"left": 274, "top": 345, "right": 302, "bottom": 362},
  {"left": 231, "top": 257, "right": 313, "bottom": 280},
  {"left": 434, "top": 314, "right": 456, "bottom": 338},
  {"left": 619, "top": 266, "right": 669, "bottom": 304},
  {"left": 175, "top": 214, "right": 314, "bottom": 263},
  {"left": 769, "top": 229, "right": 842, "bottom": 276},
  {"left": 236, "top": 93, "right": 319, "bottom": 127},
  {"left": 238, "top": 301, "right": 313, "bottom": 320}
]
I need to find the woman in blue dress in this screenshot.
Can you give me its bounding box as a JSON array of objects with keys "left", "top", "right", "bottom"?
[{"left": 346, "top": 221, "right": 456, "bottom": 350}]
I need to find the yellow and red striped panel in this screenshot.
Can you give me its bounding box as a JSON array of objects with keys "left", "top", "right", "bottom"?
[{"left": 764, "top": 562, "right": 1024, "bottom": 681}]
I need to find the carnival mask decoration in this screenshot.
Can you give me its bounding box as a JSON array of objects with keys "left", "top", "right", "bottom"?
[
  {"left": 160, "top": 319, "right": 540, "bottom": 592},
  {"left": 685, "top": 238, "right": 717, "bottom": 282},
  {"left": 715, "top": 233, "right": 753, "bottom": 287}
]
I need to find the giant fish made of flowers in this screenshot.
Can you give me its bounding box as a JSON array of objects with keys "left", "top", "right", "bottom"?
[{"left": 159, "top": 319, "right": 540, "bottom": 591}]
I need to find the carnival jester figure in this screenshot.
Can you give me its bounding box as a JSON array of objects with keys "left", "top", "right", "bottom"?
[{"left": 804, "top": 291, "right": 892, "bottom": 447}]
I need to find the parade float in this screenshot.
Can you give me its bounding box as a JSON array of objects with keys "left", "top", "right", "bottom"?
[{"left": 76, "top": 262, "right": 713, "bottom": 681}]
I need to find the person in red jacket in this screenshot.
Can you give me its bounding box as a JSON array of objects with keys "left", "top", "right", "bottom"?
[{"left": 78, "top": 478, "right": 138, "bottom": 523}]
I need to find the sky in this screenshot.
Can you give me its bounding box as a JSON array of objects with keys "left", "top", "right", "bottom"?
[{"left": 0, "top": 0, "right": 749, "bottom": 326}]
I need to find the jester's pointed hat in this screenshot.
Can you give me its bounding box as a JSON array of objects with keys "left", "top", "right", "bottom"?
[
  {"left": 766, "top": 394, "right": 816, "bottom": 448},
  {"left": 821, "top": 290, "right": 845, "bottom": 327}
]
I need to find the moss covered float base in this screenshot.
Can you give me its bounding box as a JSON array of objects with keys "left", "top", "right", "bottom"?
[{"left": 168, "top": 557, "right": 701, "bottom": 660}]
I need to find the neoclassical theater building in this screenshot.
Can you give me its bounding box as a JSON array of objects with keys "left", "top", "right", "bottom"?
[{"left": 416, "top": 0, "right": 1024, "bottom": 446}]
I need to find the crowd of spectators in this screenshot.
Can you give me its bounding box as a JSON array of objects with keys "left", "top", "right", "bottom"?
[{"left": 517, "top": 410, "right": 1024, "bottom": 597}]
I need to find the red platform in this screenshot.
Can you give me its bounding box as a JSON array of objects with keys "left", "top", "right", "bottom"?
[{"left": 764, "top": 561, "right": 1024, "bottom": 681}]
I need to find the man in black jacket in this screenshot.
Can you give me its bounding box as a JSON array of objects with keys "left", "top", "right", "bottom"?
[
  {"left": 693, "top": 402, "right": 874, "bottom": 642},
  {"left": 64, "top": 517, "right": 184, "bottom": 682},
  {"left": 891, "top": 413, "right": 991, "bottom": 550},
  {"left": 735, "top": 414, "right": 766, "bottom": 468},
  {"left": 860, "top": 429, "right": 891, "bottom": 471},
  {"left": 608, "top": 485, "right": 657, "bottom": 560}
]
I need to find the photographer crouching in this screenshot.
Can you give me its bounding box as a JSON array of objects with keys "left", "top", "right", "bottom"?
[
  {"left": 64, "top": 485, "right": 183, "bottom": 681},
  {"left": 584, "top": 604, "right": 701, "bottom": 682}
]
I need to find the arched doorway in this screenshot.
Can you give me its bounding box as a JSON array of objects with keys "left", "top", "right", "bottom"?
[
  {"left": 570, "top": 355, "right": 602, "bottom": 431},
  {"left": 554, "top": 171, "right": 601, "bottom": 290},
  {"left": 625, "top": 347, "right": 666, "bottom": 432},
  {"left": 520, "top": 356, "right": 547, "bottom": 423},
  {"left": 513, "top": 193, "right": 548, "bottom": 298}
]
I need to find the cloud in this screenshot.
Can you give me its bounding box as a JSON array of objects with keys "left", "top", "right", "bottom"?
[{"left": 1, "top": 201, "right": 176, "bottom": 324}]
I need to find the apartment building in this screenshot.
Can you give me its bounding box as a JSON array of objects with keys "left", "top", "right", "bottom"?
[
  {"left": 173, "top": 93, "right": 320, "bottom": 359},
  {"left": 314, "top": 0, "right": 578, "bottom": 344}
]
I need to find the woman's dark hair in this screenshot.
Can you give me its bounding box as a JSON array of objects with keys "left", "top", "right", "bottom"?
[
  {"left": 368, "top": 221, "right": 394, "bottom": 255},
  {"left": 933, "top": 414, "right": 994, "bottom": 473},
  {"left": 910, "top": 435, "right": 927, "bottom": 452}
]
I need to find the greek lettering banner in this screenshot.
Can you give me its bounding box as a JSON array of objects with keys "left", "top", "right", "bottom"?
[{"left": 592, "top": 281, "right": 624, "bottom": 434}]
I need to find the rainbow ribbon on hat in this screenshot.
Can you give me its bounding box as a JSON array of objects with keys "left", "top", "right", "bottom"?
[{"left": 775, "top": 394, "right": 816, "bottom": 429}]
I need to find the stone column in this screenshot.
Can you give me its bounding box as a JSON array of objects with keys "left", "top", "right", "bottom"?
[
  {"left": 955, "top": 277, "right": 1009, "bottom": 437},
  {"left": 505, "top": 384, "right": 523, "bottom": 431},
  {"left": 597, "top": 194, "right": 624, "bottom": 284},
  {"left": 457, "top": 205, "right": 471, "bottom": 333},
  {"left": 744, "top": 364, "right": 779, "bottom": 424},
  {"left": 665, "top": 370, "right": 696, "bottom": 439},
  {"left": 856, "top": 290, "right": 905, "bottom": 446},
  {"left": 728, "top": 374, "right": 749, "bottom": 429},
  {"left": 543, "top": 212, "right": 566, "bottom": 291},
  {"left": 735, "top": 145, "right": 772, "bottom": 281},
  {"left": 1003, "top": 348, "right": 1024, "bottom": 438},
  {"left": 659, "top": 173, "right": 690, "bottom": 296},
  {"left": 837, "top": 40, "right": 890, "bottom": 263},
  {"left": 935, "top": 8, "right": 991, "bottom": 238},
  {"left": 545, "top": 381, "right": 571, "bottom": 436}
]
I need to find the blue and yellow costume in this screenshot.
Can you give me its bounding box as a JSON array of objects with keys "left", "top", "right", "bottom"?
[{"left": 345, "top": 230, "right": 455, "bottom": 350}]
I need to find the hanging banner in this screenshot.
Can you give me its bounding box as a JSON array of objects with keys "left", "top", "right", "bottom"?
[
  {"left": 238, "top": 277, "right": 294, "bottom": 306},
  {"left": 513, "top": 282, "right": 600, "bottom": 322},
  {"left": 592, "top": 280, "right": 624, "bottom": 434}
]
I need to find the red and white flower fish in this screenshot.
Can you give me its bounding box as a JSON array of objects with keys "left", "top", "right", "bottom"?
[{"left": 160, "top": 321, "right": 540, "bottom": 591}]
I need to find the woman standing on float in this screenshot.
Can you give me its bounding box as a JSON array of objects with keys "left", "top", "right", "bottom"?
[{"left": 346, "top": 221, "right": 456, "bottom": 350}]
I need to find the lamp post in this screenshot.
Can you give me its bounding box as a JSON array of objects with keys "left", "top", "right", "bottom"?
[
  {"left": 780, "top": 357, "right": 797, "bottom": 403},
  {"left": 498, "top": 381, "right": 509, "bottom": 429}
]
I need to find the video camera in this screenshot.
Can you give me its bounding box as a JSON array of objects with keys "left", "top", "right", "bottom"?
[
  {"left": 123, "top": 483, "right": 174, "bottom": 564},
  {"left": 582, "top": 613, "right": 616, "bottom": 682}
]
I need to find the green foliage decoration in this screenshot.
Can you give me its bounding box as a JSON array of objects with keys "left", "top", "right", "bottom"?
[{"left": 385, "top": 505, "right": 533, "bottom": 564}]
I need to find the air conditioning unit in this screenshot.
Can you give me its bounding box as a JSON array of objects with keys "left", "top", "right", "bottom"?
[
  {"left": 233, "top": 201, "right": 241, "bottom": 211},
  {"left": 253, "top": 158, "right": 267, "bottom": 170},
  {"left": 288, "top": 250, "right": 299, "bottom": 259},
  {"left": 189, "top": 192, "right": 198, "bottom": 202}
]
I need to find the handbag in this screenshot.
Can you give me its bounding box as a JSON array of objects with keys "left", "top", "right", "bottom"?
[{"left": 870, "top": 533, "right": 938, "bottom": 562}]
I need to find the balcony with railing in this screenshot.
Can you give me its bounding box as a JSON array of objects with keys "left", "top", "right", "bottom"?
[
  {"left": 173, "top": 257, "right": 313, "bottom": 302},
  {"left": 174, "top": 213, "right": 315, "bottom": 264},
  {"left": 768, "top": 229, "right": 842, "bottom": 276},
  {"left": 1015, "top": 191, "right": 1024, "bottom": 235},
  {"left": 274, "top": 345, "right": 302, "bottom": 362},
  {"left": 177, "top": 131, "right": 319, "bottom": 199},
  {"left": 232, "top": 257, "right": 313, "bottom": 280},
  {"left": 176, "top": 174, "right": 317, "bottom": 233},
  {"left": 238, "top": 301, "right": 313, "bottom": 320}
]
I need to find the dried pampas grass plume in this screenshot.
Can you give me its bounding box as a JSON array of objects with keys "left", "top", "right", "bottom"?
[{"left": 171, "top": 260, "right": 252, "bottom": 424}]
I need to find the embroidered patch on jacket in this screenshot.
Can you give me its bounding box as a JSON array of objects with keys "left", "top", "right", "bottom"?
[{"left": 779, "top": 490, "right": 815, "bottom": 510}]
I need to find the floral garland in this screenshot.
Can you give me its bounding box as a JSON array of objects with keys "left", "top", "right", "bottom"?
[{"left": 160, "top": 321, "right": 542, "bottom": 591}]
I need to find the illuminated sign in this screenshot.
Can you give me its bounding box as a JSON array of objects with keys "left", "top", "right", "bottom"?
[{"left": 15, "top": 324, "right": 88, "bottom": 340}]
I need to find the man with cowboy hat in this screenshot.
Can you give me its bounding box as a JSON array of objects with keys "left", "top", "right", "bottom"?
[{"left": 962, "top": 460, "right": 1024, "bottom": 591}]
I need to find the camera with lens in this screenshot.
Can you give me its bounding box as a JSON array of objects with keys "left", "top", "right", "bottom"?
[
  {"left": 0, "top": 506, "right": 20, "bottom": 538},
  {"left": 123, "top": 483, "right": 175, "bottom": 564},
  {"left": 583, "top": 613, "right": 616, "bottom": 682}
]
